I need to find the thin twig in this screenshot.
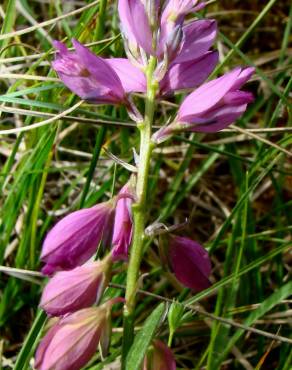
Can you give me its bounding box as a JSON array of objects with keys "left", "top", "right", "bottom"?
[
  {"left": 230, "top": 124, "right": 292, "bottom": 157},
  {"left": 2, "top": 106, "right": 292, "bottom": 133},
  {"left": 109, "top": 282, "right": 292, "bottom": 345}
]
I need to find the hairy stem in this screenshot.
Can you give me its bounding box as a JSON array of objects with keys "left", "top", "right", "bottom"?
[{"left": 122, "top": 56, "right": 158, "bottom": 366}]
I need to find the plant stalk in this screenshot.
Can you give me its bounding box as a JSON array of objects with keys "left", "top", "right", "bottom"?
[{"left": 122, "top": 56, "right": 158, "bottom": 366}]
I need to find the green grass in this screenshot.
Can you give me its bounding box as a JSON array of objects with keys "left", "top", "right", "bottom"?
[{"left": 0, "top": 0, "right": 291, "bottom": 369}]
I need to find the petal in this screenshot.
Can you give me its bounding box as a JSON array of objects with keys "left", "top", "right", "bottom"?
[
  {"left": 231, "top": 67, "right": 255, "bottom": 91},
  {"left": 118, "top": 0, "right": 153, "bottom": 54},
  {"left": 185, "top": 103, "right": 248, "bottom": 132},
  {"left": 106, "top": 58, "right": 146, "bottom": 93},
  {"left": 35, "top": 322, "right": 61, "bottom": 369},
  {"left": 53, "top": 70, "right": 114, "bottom": 102},
  {"left": 178, "top": 67, "right": 242, "bottom": 118},
  {"left": 72, "top": 39, "right": 124, "bottom": 98},
  {"left": 160, "top": 51, "right": 218, "bottom": 94},
  {"left": 223, "top": 90, "right": 254, "bottom": 105},
  {"left": 174, "top": 19, "right": 217, "bottom": 63}
]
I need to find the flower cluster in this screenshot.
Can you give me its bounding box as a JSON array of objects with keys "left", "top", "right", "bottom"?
[
  {"left": 35, "top": 0, "right": 255, "bottom": 368},
  {"left": 36, "top": 183, "right": 135, "bottom": 370}
]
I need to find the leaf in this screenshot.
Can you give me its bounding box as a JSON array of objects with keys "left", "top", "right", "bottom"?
[
  {"left": 168, "top": 301, "right": 185, "bottom": 346},
  {"left": 13, "top": 310, "right": 47, "bottom": 370},
  {"left": 125, "top": 303, "right": 166, "bottom": 370}
]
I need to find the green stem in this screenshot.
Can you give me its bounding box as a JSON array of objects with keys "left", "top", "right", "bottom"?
[{"left": 122, "top": 56, "right": 158, "bottom": 366}]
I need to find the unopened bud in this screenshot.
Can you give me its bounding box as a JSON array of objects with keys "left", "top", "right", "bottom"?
[
  {"left": 143, "top": 340, "right": 176, "bottom": 370},
  {"left": 40, "top": 257, "right": 112, "bottom": 316}
]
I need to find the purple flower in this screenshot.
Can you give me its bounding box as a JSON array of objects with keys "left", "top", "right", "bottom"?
[
  {"left": 41, "top": 201, "right": 115, "bottom": 275},
  {"left": 111, "top": 182, "right": 135, "bottom": 261},
  {"left": 168, "top": 235, "right": 211, "bottom": 291},
  {"left": 143, "top": 340, "right": 176, "bottom": 370},
  {"left": 160, "top": 51, "right": 218, "bottom": 94},
  {"left": 40, "top": 258, "right": 112, "bottom": 316},
  {"left": 118, "top": 0, "right": 154, "bottom": 54},
  {"left": 153, "top": 67, "right": 254, "bottom": 142},
  {"left": 35, "top": 302, "right": 119, "bottom": 370},
  {"left": 52, "top": 39, "right": 143, "bottom": 104}
]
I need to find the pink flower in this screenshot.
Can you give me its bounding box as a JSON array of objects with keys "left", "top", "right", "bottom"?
[
  {"left": 41, "top": 201, "right": 115, "bottom": 275},
  {"left": 111, "top": 182, "right": 135, "bottom": 261},
  {"left": 168, "top": 235, "right": 211, "bottom": 291},
  {"left": 143, "top": 340, "right": 176, "bottom": 370},
  {"left": 52, "top": 39, "right": 145, "bottom": 104},
  {"left": 35, "top": 302, "right": 120, "bottom": 370},
  {"left": 40, "top": 258, "right": 112, "bottom": 316},
  {"left": 153, "top": 67, "right": 254, "bottom": 143}
]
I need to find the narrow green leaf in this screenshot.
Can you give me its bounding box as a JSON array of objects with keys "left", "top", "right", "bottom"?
[
  {"left": 13, "top": 310, "right": 47, "bottom": 370},
  {"left": 125, "top": 303, "right": 166, "bottom": 370}
]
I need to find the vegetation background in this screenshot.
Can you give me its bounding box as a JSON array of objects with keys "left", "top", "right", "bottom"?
[{"left": 0, "top": 0, "right": 291, "bottom": 369}]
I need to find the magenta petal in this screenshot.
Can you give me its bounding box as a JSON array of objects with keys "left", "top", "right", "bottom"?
[
  {"left": 35, "top": 308, "right": 106, "bottom": 370},
  {"left": 178, "top": 67, "right": 242, "bottom": 118},
  {"left": 40, "top": 261, "right": 107, "bottom": 316},
  {"left": 41, "top": 202, "right": 114, "bottom": 275},
  {"left": 118, "top": 0, "right": 153, "bottom": 54},
  {"left": 160, "top": 51, "right": 218, "bottom": 94},
  {"left": 174, "top": 19, "right": 217, "bottom": 64},
  {"left": 106, "top": 58, "right": 146, "bottom": 93},
  {"left": 169, "top": 236, "right": 211, "bottom": 291}
]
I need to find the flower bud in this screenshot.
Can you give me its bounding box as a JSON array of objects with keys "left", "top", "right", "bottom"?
[
  {"left": 111, "top": 180, "right": 136, "bottom": 261},
  {"left": 40, "top": 257, "right": 112, "bottom": 316},
  {"left": 35, "top": 302, "right": 120, "bottom": 370},
  {"left": 143, "top": 340, "right": 176, "bottom": 370},
  {"left": 41, "top": 201, "right": 115, "bottom": 275},
  {"left": 164, "top": 235, "right": 212, "bottom": 291}
]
